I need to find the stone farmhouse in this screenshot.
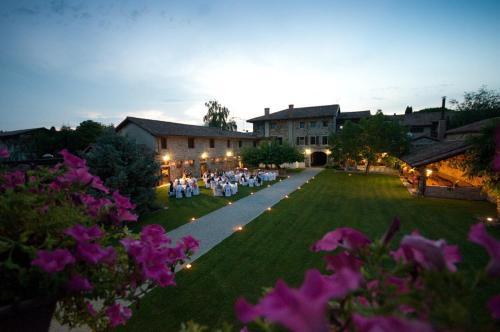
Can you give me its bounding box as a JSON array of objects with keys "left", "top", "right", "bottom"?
[
  {"left": 116, "top": 117, "right": 258, "bottom": 183},
  {"left": 247, "top": 104, "right": 370, "bottom": 166}
]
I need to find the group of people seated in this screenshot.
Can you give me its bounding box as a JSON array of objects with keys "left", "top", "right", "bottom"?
[
  {"left": 168, "top": 176, "right": 200, "bottom": 199},
  {"left": 202, "top": 168, "right": 279, "bottom": 197}
]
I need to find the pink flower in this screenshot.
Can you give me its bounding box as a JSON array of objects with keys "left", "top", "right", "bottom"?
[
  {"left": 64, "top": 224, "right": 103, "bottom": 243},
  {"left": 179, "top": 235, "right": 200, "bottom": 252},
  {"left": 235, "top": 269, "right": 361, "bottom": 332},
  {"left": 487, "top": 294, "right": 500, "bottom": 320},
  {"left": 392, "top": 233, "right": 461, "bottom": 272},
  {"left": 468, "top": 223, "right": 500, "bottom": 277},
  {"left": 31, "top": 249, "right": 75, "bottom": 273},
  {"left": 324, "top": 251, "right": 363, "bottom": 273},
  {"left": 165, "top": 244, "right": 186, "bottom": 264},
  {"left": 78, "top": 193, "right": 112, "bottom": 217},
  {"left": 67, "top": 275, "right": 93, "bottom": 292},
  {"left": 2, "top": 171, "right": 25, "bottom": 189},
  {"left": 57, "top": 168, "right": 93, "bottom": 187},
  {"left": 86, "top": 301, "right": 97, "bottom": 317},
  {"left": 352, "top": 314, "right": 433, "bottom": 332},
  {"left": 0, "top": 147, "right": 9, "bottom": 158},
  {"left": 76, "top": 242, "right": 111, "bottom": 264},
  {"left": 105, "top": 303, "right": 132, "bottom": 328},
  {"left": 60, "top": 149, "right": 87, "bottom": 169},
  {"left": 112, "top": 208, "right": 138, "bottom": 223},
  {"left": 141, "top": 224, "right": 171, "bottom": 247},
  {"left": 311, "top": 227, "right": 371, "bottom": 252},
  {"left": 90, "top": 176, "right": 109, "bottom": 193},
  {"left": 112, "top": 191, "right": 135, "bottom": 210}
]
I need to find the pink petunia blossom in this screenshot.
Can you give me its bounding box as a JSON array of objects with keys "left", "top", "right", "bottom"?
[
  {"left": 75, "top": 242, "right": 112, "bottom": 265},
  {"left": 468, "top": 223, "right": 500, "bottom": 277},
  {"left": 324, "top": 251, "right": 363, "bottom": 273},
  {"left": 352, "top": 314, "right": 433, "bottom": 332},
  {"left": 31, "top": 249, "right": 75, "bottom": 273},
  {"left": 235, "top": 269, "right": 362, "bottom": 332},
  {"left": 60, "top": 149, "right": 87, "bottom": 169},
  {"left": 311, "top": 227, "right": 371, "bottom": 252},
  {"left": 67, "top": 275, "right": 93, "bottom": 292},
  {"left": 90, "top": 176, "right": 109, "bottom": 193},
  {"left": 179, "top": 235, "right": 200, "bottom": 252},
  {"left": 111, "top": 208, "right": 138, "bottom": 223},
  {"left": 487, "top": 294, "right": 500, "bottom": 320},
  {"left": 392, "top": 233, "right": 461, "bottom": 272},
  {"left": 0, "top": 147, "right": 9, "bottom": 158},
  {"left": 140, "top": 224, "right": 171, "bottom": 247},
  {"left": 2, "top": 170, "right": 25, "bottom": 189},
  {"left": 64, "top": 224, "right": 103, "bottom": 243},
  {"left": 78, "top": 193, "right": 112, "bottom": 217},
  {"left": 86, "top": 301, "right": 97, "bottom": 317},
  {"left": 57, "top": 168, "right": 93, "bottom": 187},
  {"left": 112, "top": 191, "right": 135, "bottom": 210},
  {"left": 105, "top": 303, "right": 132, "bottom": 328}
]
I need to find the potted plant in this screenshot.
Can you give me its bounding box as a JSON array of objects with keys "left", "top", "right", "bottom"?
[{"left": 0, "top": 148, "right": 199, "bottom": 331}]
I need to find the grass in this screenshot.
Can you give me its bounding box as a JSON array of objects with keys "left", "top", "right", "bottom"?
[
  {"left": 121, "top": 170, "right": 499, "bottom": 331},
  {"left": 136, "top": 178, "right": 282, "bottom": 232}
]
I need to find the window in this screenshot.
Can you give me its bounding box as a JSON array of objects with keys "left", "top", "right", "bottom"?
[
  {"left": 270, "top": 122, "right": 277, "bottom": 129},
  {"left": 296, "top": 137, "right": 305, "bottom": 145},
  {"left": 322, "top": 136, "right": 328, "bottom": 145},
  {"left": 310, "top": 121, "right": 317, "bottom": 128},
  {"left": 253, "top": 141, "right": 257, "bottom": 147},
  {"left": 227, "top": 139, "right": 231, "bottom": 148},
  {"left": 298, "top": 122, "right": 305, "bottom": 129},
  {"left": 310, "top": 136, "right": 317, "bottom": 145},
  {"left": 188, "top": 137, "right": 195, "bottom": 149},
  {"left": 323, "top": 120, "right": 329, "bottom": 127},
  {"left": 209, "top": 139, "right": 215, "bottom": 148},
  {"left": 160, "top": 137, "right": 167, "bottom": 149},
  {"left": 276, "top": 137, "right": 283, "bottom": 145},
  {"left": 238, "top": 140, "right": 242, "bottom": 148}
]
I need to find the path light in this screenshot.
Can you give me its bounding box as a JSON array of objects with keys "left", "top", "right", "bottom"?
[
  {"left": 287, "top": 175, "right": 291, "bottom": 178},
  {"left": 267, "top": 207, "right": 272, "bottom": 211},
  {"left": 235, "top": 226, "right": 243, "bottom": 231},
  {"left": 279, "top": 179, "right": 282, "bottom": 182},
  {"left": 285, "top": 195, "right": 289, "bottom": 198},
  {"left": 487, "top": 217, "right": 494, "bottom": 222},
  {"left": 298, "top": 186, "right": 301, "bottom": 189},
  {"left": 250, "top": 192, "right": 254, "bottom": 195},
  {"left": 228, "top": 201, "right": 232, "bottom": 205},
  {"left": 191, "top": 217, "right": 196, "bottom": 222},
  {"left": 267, "top": 184, "right": 271, "bottom": 188},
  {"left": 348, "top": 174, "right": 352, "bottom": 177},
  {"left": 186, "top": 264, "right": 192, "bottom": 269},
  {"left": 306, "top": 180, "right": 309, "bottom": 183}
]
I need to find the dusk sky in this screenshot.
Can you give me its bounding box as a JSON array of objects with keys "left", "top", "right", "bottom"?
[{"left": 1, "top": 0, "right": 499, "bottom": 131}]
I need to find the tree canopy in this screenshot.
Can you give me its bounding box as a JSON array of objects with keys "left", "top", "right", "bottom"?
[
  {"left": 241, "top": 139, "right": 304, "bottom": 169},
  {"left": 329, "top": 113, "right": 409, "bottom": 173},
  {"left": 449, "top": 87, "right": 500, "bottom": 129},
  {"left": 85, "top": 131, "right": 160, "bottom": 214},
  {"left": 203, "top": 100, "right": 237, "bottom": 131}
]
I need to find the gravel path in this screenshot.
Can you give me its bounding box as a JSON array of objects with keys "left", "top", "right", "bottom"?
[{"left": 169, "top": 167, "right": 323, "bottom": 264}]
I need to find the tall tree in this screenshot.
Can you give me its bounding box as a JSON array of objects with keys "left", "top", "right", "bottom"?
[
  {"left": 460, "top": 120, "right": 500, "bottom": 218},
  {"left": 449, "top": 87, "right": 500, "bottom": 129},
  {"left": 330, "top": 114, "right": 409, "bottom": 173},
  {"left": 203, "top": 100, "right": 237, "bottom": 131}
]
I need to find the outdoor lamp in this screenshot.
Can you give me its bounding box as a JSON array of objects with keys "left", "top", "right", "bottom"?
[
  {"left": 325, "top": 150, "right": 332, "bottom": 155},
  {"left": 426, "top": 169, "right": 433, "bottom": 177},
  {"left": 226, "top": 151, "right": 233, "bottom": 157},
  {"left": 162, "top": 154, "right": 170, "bottom": 162},
  {"left": 305, "top": 149, "right": 312, "bottom": 155},
  {"left": 201, "top": 152, "right": 208, "bottom": 159}
]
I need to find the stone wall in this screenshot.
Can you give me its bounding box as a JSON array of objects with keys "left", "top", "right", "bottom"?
[
  {"left": 118, "top": 122, "right": 156, "bottom": 150},
  {"left": 424, "top": 186, "right": 486, "bottom": 201}
]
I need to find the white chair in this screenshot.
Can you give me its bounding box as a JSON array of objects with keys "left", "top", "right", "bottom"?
[
  {"left": 248, "top": 178, "right": 255, "bottom": 187},
  {"left": 175, "top": 185, "right": 183, "bottom": 199},
  {"left": 230, "top": 183, "right": 238, "bottom": 195},
  {"left": 224, "top": 184, "right": 232, "bottom": 197},
  {"left": 185, "top": 186, "right": 192, "bottom": 198},
  {"left": 193, "top": 183, "right": 200, "bottom": 196}
]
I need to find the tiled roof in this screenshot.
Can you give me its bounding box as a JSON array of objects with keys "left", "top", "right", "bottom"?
[
  {"left": 116, "top": 117, "right": 257, "bottom": 139},
  {"left": 0, "top": 127, "right": 47, "bottom": 138},
  {"left": 337, "top": 111, "right": 371, "bottom": 119},
  {"left": 247, "top": 104, "right": 341, "bottom": 122},
  {"left": 390, "top": 112, "right": 451, "bottom": 126},
  {"left": 446, "top": 117, "right": 500, "bottom": 135},
  {"left": 400, "top": 140, "right": 471, "bottom": 167}
]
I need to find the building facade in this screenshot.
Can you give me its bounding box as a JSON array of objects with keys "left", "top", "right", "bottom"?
[
  {"left": 116, "top": 117, "right": 258, "bottom": 183},
  {"left": 247, "top": 104, "right": 370, "bottom": 166}
]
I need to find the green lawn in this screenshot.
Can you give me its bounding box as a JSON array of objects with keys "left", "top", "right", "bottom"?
[
  {"left": 121, "top": 170, "right": 499, "bottom": 331},
  {"left": 136, "top": 178, "right": 282, "bottom": 232}
]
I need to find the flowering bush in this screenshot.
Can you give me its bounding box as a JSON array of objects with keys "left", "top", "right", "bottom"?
[
  {"left": 235, "top": 218, "right": 500, "bottom": 331},
  {"left": 0, "top": 148, "right": 198, "bottom": 330}
]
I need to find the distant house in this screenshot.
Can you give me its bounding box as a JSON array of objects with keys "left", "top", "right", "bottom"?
[
  {"left": 399, "top": 117, "right": 499, "bottom": 201},
  {"left": 390, "top": 110, "right": 452, "bottom": 141},
  {"left": 0, "top": 127, "right": 48, "bottom": 160},
  {"left": 115, "top": 117, "right": 258, "bottom": 183},
  {"left": 247, "top": 104, "right": 370, "bottom": 166}
]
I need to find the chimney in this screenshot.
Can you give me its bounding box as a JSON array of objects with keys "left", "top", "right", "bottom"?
[
  {"left": 441, "top": 96, "right": 446, "bottom": 109},
  {"left": 264, "top": 107, "right": 270, "bottom": 116},
  {"left": 288, "top": 104, "right": 294, "bottom": 109}
]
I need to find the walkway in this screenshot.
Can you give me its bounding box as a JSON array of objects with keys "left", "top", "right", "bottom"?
[{"left": 170, "top": 167, "right": 322, "bottom": 264}]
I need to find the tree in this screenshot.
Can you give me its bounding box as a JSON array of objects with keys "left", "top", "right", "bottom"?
[
  {"left": 330, "top": 114, "right": 409, "bottom": 173},
  {"left": 460, "top": 119, "right": 500, "bottom": 218},
  {"left": 449, "top": 86, "right": 500, "bottom": 129},
  {"left": 203, "top": 100, "right": 237, "bottom": 131},
  {"left": 241, "top": 139, "right": 304, "bottom": 169},
  {"left": 85, "top": 132, "right": 160, "bottom": 214}
]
